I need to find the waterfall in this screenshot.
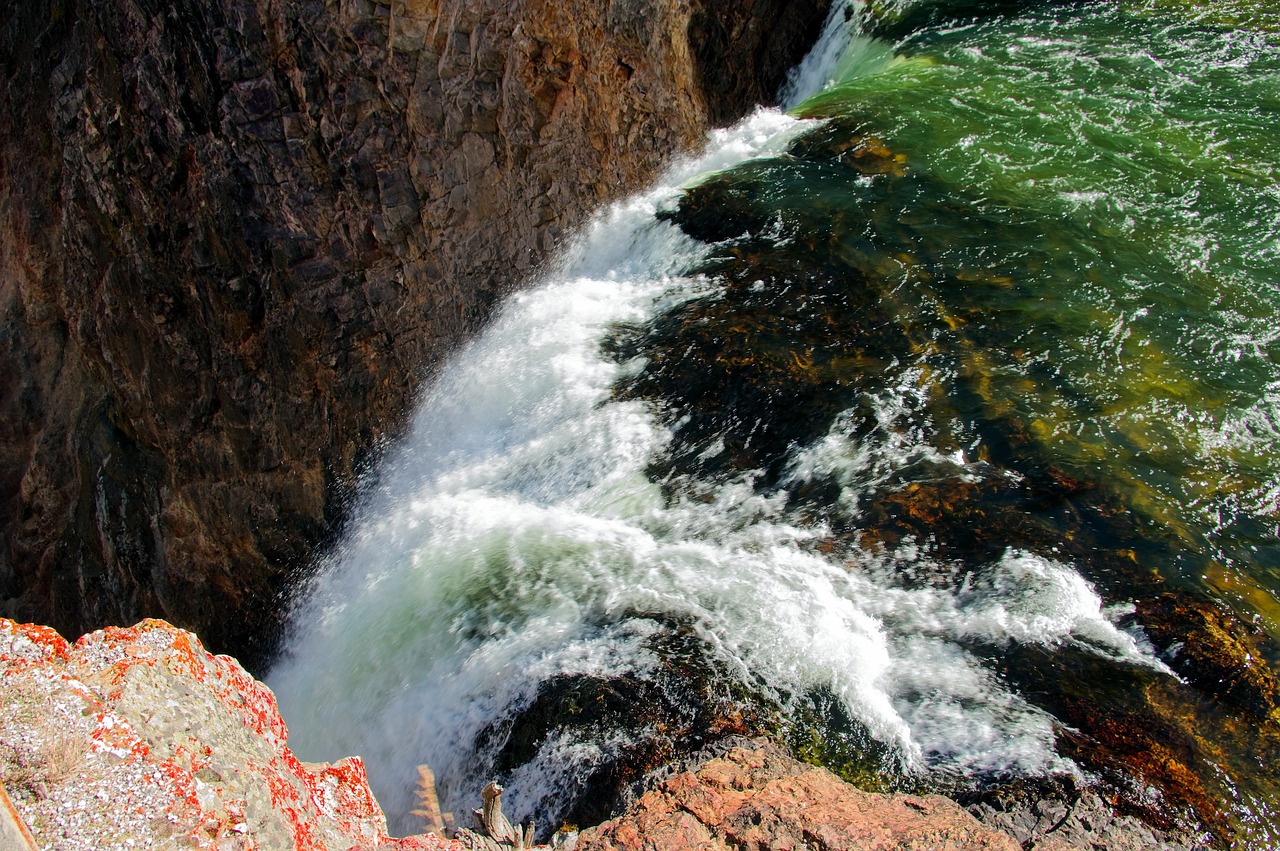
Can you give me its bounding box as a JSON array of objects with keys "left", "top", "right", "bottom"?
[{"left": 268, "top": 0, "right": 1169, "bottom": 835}]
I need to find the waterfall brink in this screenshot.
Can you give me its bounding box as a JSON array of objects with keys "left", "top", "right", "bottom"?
[{"left": 268, "top": 0, "right": 1171, "bottom": 836}]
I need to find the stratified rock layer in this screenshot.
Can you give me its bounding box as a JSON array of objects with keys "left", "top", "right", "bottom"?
[
  {"left": 0, "top": 616, "right": 457, "bottom": 851},
  {"left": 0, "top": 0, "right": 830, "bottom": 669}
]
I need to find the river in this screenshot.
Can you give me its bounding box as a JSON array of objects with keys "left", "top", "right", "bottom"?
[{"left": 268, "top": 1, "right": 1280, "bottom": 844}]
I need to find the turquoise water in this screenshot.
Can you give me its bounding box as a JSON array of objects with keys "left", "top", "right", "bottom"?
[{"left": 271, "top": 2, "right": 1280, "bottom": 846}]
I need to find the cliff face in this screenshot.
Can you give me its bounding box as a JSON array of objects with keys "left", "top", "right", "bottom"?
[{"left": 0, "top": 0, "right": 830, "bottom": 670}]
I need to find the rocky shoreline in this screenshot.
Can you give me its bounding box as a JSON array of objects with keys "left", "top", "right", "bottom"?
[{"left": 0, "top": 617, "right": 1202, "bottom": 850}]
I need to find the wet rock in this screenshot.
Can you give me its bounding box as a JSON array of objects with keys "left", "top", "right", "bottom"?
[
  {"left": 983, "top": 640, "right": 1234, "bottom": 844},
  {"left": 787, "top": 116, "right": 907, "bottom": 176},
  {"left": 477, "top": 616, "right": 771, "bottom": 834},
  {"left": 1137, "top": 591, "right": 1280, "bottom": 724},
  {"left": 688, "top": 0, "right": 832, "bottom": 125}
]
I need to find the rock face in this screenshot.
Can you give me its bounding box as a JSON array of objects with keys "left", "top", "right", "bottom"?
[
  {"left": 0, "top": 0, "right": 830, "bottom": 670},
  {"left": 0, "top": 616, "right": 459, "bottom": 850},
  {"left": 574, "top": 739, "right": 1023, "bottom": 851}
]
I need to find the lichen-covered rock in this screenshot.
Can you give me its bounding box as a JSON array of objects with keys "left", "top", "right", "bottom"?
[
  {"left": 0, "top": 0, "right": 830, "bottom": 671},
  {"left": 0, "top": 617, "right": 458, "bottom": 850},
  {"left": 573, "top": 739, "right": 1023, "bottom": 851},
  {"left": 2, "top": 618, "right": 1194, "bottom": 850}
]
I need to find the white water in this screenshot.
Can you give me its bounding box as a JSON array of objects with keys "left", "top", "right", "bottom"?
[{"left": 268, "top": 1, "right": 1171, "bottom": 834}]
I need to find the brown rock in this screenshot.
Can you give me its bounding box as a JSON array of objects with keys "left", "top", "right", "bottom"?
[
  {"left": 574, "top": 740, "right": 1022, "bottom": 851},
  {"left": 0, "top": 0, "right": 831, "bottom": 670},
  {"left": 1137, "top": 591, "right": 1280, "bottom": 725}
]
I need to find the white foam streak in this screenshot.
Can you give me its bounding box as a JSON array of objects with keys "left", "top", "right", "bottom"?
[{"left": 785, "top": 366, "right": 979, "bottom": 514}]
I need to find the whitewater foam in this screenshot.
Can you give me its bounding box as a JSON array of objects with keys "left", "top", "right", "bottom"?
[{"left": 267, "top": 3, "right": 1178, "bottom": 834}]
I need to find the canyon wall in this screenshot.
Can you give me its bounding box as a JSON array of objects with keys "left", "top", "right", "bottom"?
[{"left": 0, "top": 0, "right": 830, "bottom": 670}]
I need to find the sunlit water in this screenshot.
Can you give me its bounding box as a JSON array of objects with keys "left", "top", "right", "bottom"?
[{"left": 270, "top": 0, "right": 1280, "bottom": 844}]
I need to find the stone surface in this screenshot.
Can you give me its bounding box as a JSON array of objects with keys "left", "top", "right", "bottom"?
[
  {"left": 0, "top": 779, "right": 38, "bottom": 851},
  {"left": 0, "top": 616, "right": 458, "bottom": 850},
  {"left": 574, "top": 739, "right": 1024, "bottom": 851},
  {"left": 0, "top": 0, "right": 831, "bottom": 671},
  {"left": 963, "top": 776, "right": 1206, "bottom": 851}
]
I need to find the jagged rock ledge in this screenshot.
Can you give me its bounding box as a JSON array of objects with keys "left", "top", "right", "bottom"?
[
  {"left": 0, "top": 617, "right": 455, "bottom": 850},
  {"left": 0, "top": 618, "right": 1195, "bottom": 850}
]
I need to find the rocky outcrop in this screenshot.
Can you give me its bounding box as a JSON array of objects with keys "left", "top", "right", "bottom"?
[
  {"left": 0, "top": 0, "right": 830, "bottom": 670},
  {"left": 573, "top": 740, "right": 1024, "bottom": 851},
  {"left": 0, "top": 616, "right": 459, "bottom": 850}
]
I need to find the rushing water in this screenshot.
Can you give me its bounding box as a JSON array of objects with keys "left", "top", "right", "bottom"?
[{"left": 270, "top": 1, "right": 1280, "bottom": 845}]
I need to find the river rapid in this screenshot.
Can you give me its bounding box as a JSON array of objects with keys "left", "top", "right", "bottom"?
[{"left": 269, "top": 0, "right": 1280, "bottom": 845}]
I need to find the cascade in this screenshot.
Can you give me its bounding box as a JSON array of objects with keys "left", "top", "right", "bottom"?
[{"left": 271, "top": 0, "right": 1280, "bottom": 843}]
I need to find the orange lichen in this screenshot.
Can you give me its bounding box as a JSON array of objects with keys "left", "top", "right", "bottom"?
[{"left": 2, "top": 617, "right": 464, "bottom": 850}]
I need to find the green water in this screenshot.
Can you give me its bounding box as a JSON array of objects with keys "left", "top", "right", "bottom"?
[
  {"left": 647, "top": 0, "right": 1280, "bottom": 842},
  {"left": 869, "top": 0, "right": 1280, "bottom": 834},
  {"left": 794, "top": 2, "right": 1280, "bottom": 629}
]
